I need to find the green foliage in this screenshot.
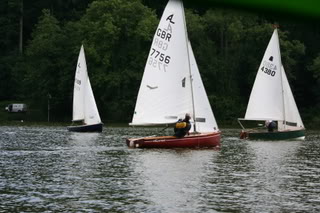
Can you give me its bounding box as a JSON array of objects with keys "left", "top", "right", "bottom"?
[
  {"left": 0, "top": 0, "right": 22, "bottom": 100},
  {"left": 73, "top": 0, "right": 158, "bottom": 121},
  {"left": 22, "top": 9, "right": 72, "bottom": 119},
  {"left": 0, "top": 0, "right": 320, "bottom": 125},
  {"left": 309, "top": 54, "right": 320, "bottom": 80}
]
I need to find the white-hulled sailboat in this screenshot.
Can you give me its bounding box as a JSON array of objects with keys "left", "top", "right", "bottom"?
[
  {"left": 68, "top": 45, "right": 103, "bottom": 132},
  {"left": 238, "top": 28, "right": 305, "bottom": 140},
  {"left": 126, "top": 0, "right": 221, "bottom": 148}
]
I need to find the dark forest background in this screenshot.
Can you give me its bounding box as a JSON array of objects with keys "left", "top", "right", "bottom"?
[{"left": 1, "top": 0, "right": 320, "bottom": 127}]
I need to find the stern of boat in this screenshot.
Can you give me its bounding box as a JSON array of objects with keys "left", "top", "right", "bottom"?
[{"left": 126, "top": 138, "right": 142, "bottom": 148}]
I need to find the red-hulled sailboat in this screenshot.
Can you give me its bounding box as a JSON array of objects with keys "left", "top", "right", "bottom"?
[
  {"left": 126, "top": 132, "right": 220, "bottom": 149},
  {"left": 126, "top": 0, "right": 221, "bottom": 149}
]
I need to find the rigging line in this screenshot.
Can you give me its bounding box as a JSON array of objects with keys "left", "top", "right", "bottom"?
[{"left": 181, "top": 0, "right": 197, "bottom": 132}]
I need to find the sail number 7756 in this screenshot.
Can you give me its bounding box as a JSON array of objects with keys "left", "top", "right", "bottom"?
[
  {"left": 150, "top": 48, "right": 170, "bottom": 64},
  {"left": 148, "top": 48, "right": 171, "bottom": 72}
]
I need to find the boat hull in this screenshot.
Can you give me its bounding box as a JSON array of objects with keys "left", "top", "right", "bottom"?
[
  {"left": 240, "top": 129, "right": 305, "bottom": 140},
  {"left": 126, "top": 132, "right": 221, "bottom": 149},
  {"left": 67, "top": 123, "right": 103, "bottom": 132}
]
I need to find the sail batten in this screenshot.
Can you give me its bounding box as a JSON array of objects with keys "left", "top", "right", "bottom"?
[{"left": 72, "top": 119, "right": 84, "bottom": 122}]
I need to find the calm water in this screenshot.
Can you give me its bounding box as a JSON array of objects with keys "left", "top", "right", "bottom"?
[{"left": 0, "top": 126, "right": 319, "bottom": 213}]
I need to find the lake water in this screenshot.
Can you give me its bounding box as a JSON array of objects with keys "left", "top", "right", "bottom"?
[{"left": 0, "top": 126, "right": 319, "bottom": 212}]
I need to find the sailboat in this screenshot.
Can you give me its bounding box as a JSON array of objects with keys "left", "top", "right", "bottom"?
[
  {"left": 126, "top": 0, "right": 221, "bottom": 148},
  {"left": 68, "top": 45, "right": 103, "bottom": 132},
  {"left": 238, "top": 28, "right": 305, "bottom": 140}
]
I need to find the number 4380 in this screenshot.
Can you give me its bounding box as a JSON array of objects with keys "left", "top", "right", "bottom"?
[{"left": 261, "top": 66, "right": 276, "bottom": 77}]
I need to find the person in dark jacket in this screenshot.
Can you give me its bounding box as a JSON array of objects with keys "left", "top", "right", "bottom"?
[
  {"left": 265, "top": 120, "right": 277, "bottom": 132},
  {"left": 174, "top": 113, "right": 192, "bottom": 138}
]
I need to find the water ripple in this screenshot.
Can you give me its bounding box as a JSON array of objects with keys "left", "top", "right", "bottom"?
[{"left": 0, "top": 126, "right": 319, "bottom": 212}]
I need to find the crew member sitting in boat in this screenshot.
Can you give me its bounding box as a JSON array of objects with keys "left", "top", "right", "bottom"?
[
  {"left": 265, "top": 120, "right": 277, "bottom": 132},
  {"left": 174, "top": 113, "right": 191, "bottom": 138}
]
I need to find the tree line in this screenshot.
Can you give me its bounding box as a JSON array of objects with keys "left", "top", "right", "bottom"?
[{"left": 1, "top": 0, "right": 320, "bottom": 126}]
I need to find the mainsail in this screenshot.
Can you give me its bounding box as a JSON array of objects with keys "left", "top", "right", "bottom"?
[
  {"left": 131, "top": 0, "right": 193, "bottom": 125},
  {"left": 245, "top": 29, "right": 284, "bottom": 121}
]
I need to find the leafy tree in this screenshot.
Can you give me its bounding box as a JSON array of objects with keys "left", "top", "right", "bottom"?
[
  {"left": 0, "top": 0, "right": 319, "bottom": 125},
  {"left": 308, "top": 54, "right": 320, "bottom": 103},
  {"left": 22, "top": 9, "right": 71, "bottom": 120},
  {"left": 185, "top": 8, "right": 307, "bottom": 123},
  {"left": 74, "top": 0, "right": 158, "bottom": 121},
  {"left": 0, "top": 0, "right": 22, "bottom": 100}
]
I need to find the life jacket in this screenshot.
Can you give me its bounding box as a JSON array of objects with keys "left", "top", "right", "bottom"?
[{"left": 175, "top": 121, "right": 187, "bottom": 129}]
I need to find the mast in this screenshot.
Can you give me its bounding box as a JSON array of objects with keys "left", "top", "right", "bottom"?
[
  {"left": 280, "top": 66, "right": 286, "bottom": 129},
  {"left": 181, "top": 0, "right": 197, "bottom": 132},
  {"left": 275, "top": 27, "right": 286, "bottom": 129}
]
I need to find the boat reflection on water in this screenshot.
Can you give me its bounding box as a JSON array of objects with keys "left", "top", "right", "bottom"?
[
  {"left": 68, "top": 132, "right": 100, "bottom": 147},
  {"left": 245, "top": 140, "right": 302, "bottom": 212},
  {"left": 130, "top": 149, "right": 218, "bottom": 212},
  {"left": 61, "top": 132, "right": 102, "bottom": 209}
]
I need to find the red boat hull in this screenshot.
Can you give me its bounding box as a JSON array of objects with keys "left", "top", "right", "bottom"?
[{"left": 126, "top": 132, "right": 221, "bottom": 149}]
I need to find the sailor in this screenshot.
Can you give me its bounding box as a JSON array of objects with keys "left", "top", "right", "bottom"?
[
  {"left": 265, "top": 120, "right": 277, "bottom": 132},
  {"left": 174, "top": 113, "right": 192, "bottom": 138}
]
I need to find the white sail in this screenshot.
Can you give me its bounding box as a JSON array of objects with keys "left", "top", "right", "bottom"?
[
  {"left": 188, "top": 41, "right": 219, "bottom": 132},
  {"left": 244, "top": 29, "right": 304, "bottom": 132},
  {"left": 72, "top": 45, "right": 101, "bottom": 124},
  {"left": 245, "top": 29, "right": 284, "bottom": 121},
  {"left": 281, "top": 65, "right": 304, "bottom": 130},
  {"left": 131, "top": 0, "right": 193, "bottom": 125},
  {"left": 72, "top": 45, "right": 87, "bottom": 121},
  {"left": 84, "top": 79, "right": 101, "bottom": 125}
]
